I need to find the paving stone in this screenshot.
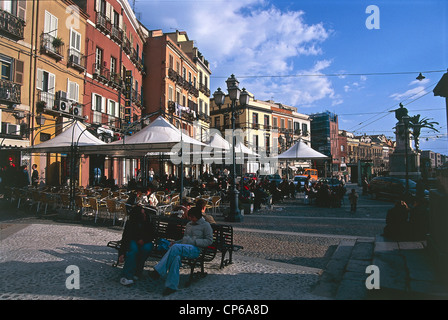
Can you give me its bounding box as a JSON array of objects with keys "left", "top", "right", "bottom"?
[
  {"left": 335, "top": 278, "right": 367, "bottom": 300},
  {"left": 351, "top": 241, "right": 374, "bottom": 260}
]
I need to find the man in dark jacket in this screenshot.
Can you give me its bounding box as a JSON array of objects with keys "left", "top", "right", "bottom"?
[{"left": 118, "top": 208, "right": 156, "bottom": 285}]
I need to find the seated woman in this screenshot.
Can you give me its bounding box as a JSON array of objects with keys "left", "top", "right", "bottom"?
[
  {"left": 118, "top": 209, "right": 156, "bottom": 285},
  {"left": 149, "top": 206, "right": 213, "bottom": 296}
]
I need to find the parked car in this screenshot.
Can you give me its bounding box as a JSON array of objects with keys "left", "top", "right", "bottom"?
[
  {"left": 318, "top": 177, "right": 343, "bottom": 189},
  {"left": 368, "top": 176, "right": 429, "bottom": 200},
  {"left": 293, "top": 175, "right": 309, "bottom": 191},
  {"left": 259, "top": 174, "right": 283, "bottom": 186}
]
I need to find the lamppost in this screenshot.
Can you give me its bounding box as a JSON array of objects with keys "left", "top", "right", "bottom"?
[{"left": 213, "top": 74, "right": 250, "bottom": 222}]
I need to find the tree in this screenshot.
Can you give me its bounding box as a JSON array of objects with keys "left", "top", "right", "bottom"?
[{"left": 409, "top": 114, "right": 439, "bottom": 152}]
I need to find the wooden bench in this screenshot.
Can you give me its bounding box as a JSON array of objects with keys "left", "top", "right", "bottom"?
[{"left": 107, "top": 216, "right": 243, "bottom": 286}]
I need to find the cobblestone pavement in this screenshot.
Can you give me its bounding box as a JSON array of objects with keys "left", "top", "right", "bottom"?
[{"left": 0, "top": 184, "right": 389, "bottom": 301}]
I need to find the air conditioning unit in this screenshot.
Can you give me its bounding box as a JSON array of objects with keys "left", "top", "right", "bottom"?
[
  {"left": 71, "top": 103, "right": 82, "bottom": 117},
  {"left": 56, "top": 90, "right": 67, "bottom": 101},
  {"left": 2, "top": 123, "right": 20, "bottom": 135},
  {"left": 54, "top": 99, "right": 70, "bottom": 113}
]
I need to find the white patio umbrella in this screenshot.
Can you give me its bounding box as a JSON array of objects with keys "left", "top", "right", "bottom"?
[
  {"left": 26, "top": 120, "right": 106, "bottom": 154},
  {"left": 84, "top": 116, "right": 206, "bottom": 156},
  {"left": 276, "top": 140, "right": 328, "bottom": 179},
  {"left": 277, "top": 140, "right": 328, "bottom": 160}
]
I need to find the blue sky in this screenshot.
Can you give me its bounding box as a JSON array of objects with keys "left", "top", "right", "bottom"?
[{"left": 135, "top": 0, "right": 448, "bottom": 154}]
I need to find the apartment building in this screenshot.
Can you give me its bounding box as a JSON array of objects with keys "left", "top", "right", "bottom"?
[
  {"left": 143, "top": 29, "right": 202, "bottom": 176},
  {"left": 73, "top": 0, "right": 147, "bottom": 186},
  {"left": 0, "top": 0, "right": 31, "bottom": 171},
  {"left": 310, "top": 111, "right": 341, "bottom": 177},
  {"left": 0, "top": 0, "right": 89, "bottom": 185}
]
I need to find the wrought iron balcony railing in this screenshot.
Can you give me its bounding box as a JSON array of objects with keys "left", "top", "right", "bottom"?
[
  {"left": 96, "top": 12, "right": 111, "bottom": 34},
  {"left": 93, "top": 63, "right": 110, "bottom": 83},
  {"left": 40, "top": 33, "right": 64, "bottom": 60},
  {"left": 37, "top": 91, "right": 55, "bottom": 111},
  {"left": 110, "top": 24, "right": 123, "bottom": 43},
  {"left": 68, "top": 49, "right": 86, "bottom": 71},
  {"left": 0, "top": 79, "right": 21, "bottom": 105},
  {"left": 0, "top": 9, "right": 25, "bottom": 40}
]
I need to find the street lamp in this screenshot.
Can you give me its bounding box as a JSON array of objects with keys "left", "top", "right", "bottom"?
[{"left": 213, "top": 74, "right": 249, "bottom": 222}]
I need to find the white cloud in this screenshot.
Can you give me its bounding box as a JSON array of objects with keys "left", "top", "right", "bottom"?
[
  {"left": 390, "top": 87, "right": 427, "bottom": 101},
  {"left": 137, "top": 0, "right": 334, "bottom": 107}
]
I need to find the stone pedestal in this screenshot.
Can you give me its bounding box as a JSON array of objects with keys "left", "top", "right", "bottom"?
[{"left": 389, "top": 120, "right": 421, "bottom": 180}]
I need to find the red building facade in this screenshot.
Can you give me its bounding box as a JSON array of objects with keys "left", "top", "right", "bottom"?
[{"left": 74, "top": 0, "right": 147, "bottom": 186}]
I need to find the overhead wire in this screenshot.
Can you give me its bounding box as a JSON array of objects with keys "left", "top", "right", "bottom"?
[{"left": 348, "top": 81, "right": 440, "bottom": 133}]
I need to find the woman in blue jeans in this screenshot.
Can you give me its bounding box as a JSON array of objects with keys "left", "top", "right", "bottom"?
[
  {"left": 118, "top": 208, "right": 156, "bottom": 285},
  {"left": 150, "top": 206, "right": 213, "bottom": 296}
]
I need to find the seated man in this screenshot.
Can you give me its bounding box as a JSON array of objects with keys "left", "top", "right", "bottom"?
[
  {"left": 118, "top": 209, "right": 156, "bottom": 285},
  {"left": 149, "top": 206, "right": 213, "bottom": 295},
  {"left": 138, "top": 187, "right": 158, "bottom": 208}
]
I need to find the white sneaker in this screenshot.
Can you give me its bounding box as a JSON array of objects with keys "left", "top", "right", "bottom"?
[{"left": 120, "top": 277, "right": 134, "bottom": 286}]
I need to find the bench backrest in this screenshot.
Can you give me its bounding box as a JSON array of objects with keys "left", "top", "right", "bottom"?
[{"left": 152, "top": 216, "right": 232, "bottom": 251}]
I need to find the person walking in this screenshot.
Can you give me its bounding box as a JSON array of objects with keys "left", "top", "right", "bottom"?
[{"left": 348, "top": 188, "right": 359, "bottom": 213}]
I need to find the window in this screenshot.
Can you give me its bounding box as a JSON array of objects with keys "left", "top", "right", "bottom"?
[
  {"left": 67, "top": 80, "right": 79, "bottom": 102},
  {"left": 273, "top": 117, "right": 278, "bottom": 129},
  {"left": 252, "top": 113, "right": 258, "bottom": 127},
  {"left": 182, "top": 67, "right": 186, "bottom": 79},
  {"left": 188, "top": 71, "right": 192, "bottom": 84},
  {"left": 110, "top": 57, "right": 117, "bottom": 75},
  {"left": 288, "top": 120, "right": 292, "bottom": 130},
  {"left": 0, "top": 55, "right": 12, "bottom": 81},
  {"left": 70, "top": 28, "right": 81, "bottom": 53},
  {"left": 95, "top": 47, "right": 103, "bottom": 70},
  {"left": 214, "top": 116, "right": 220, "bottom": 128},
  {"left": 108, "top": 99, "right": 118, "bottom": 117},
  {"left": 204, "top": 102, "right": 208, "bottom": 115},
  {"left": 169, "top": 55, "right": 174, "bottom": 69},
  {"left": 253, "top": 135, "right": 259, "bottom": 151},
  {"left": 36, "top": 69, "right": 55, "bottom": 93},
  {"left": 93, "top": 94, "right": 102, "bottom": 112},
  {"left": 264, "top": 115, "right": 270, "bottom": 127},
  {"left": 168, "top": 85, "right": 173, "bottom": 101},
  {"left": 280, "top": 118, "right": 285, "bottom": 129},
  {"left": 302, "top": 123, "right": 308, "bottom": 135},
  {"left": 44, "top": 11, "right": 58, "bottom": 38},
  {"left": 113, "top": 11, "right": 119, "bottom": 27}
]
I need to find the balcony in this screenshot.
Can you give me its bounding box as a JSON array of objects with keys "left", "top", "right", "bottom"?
[
  {"left": 122, "top": 37, "right": 131, "bottom": 54},
  {"left": 96, "top": 12, "right": 111, "bottom": 35},
  {"left": 0, "top": 9, "right": 25, "bottom": 40},
  {"left": 92, "top": 63, "right": 110, "bottom": 83},
  {"left": 110, "top": 25, "right": 123, "bottom": 44},
  {"left": 40, "top": 33, "right": 64, "bottom": 61},
  {"left": 37, "top": 91, "right": 55, "bottom": 112},
  {"left": 168, "top": 68, "right": 178, "bottom": 82},
  {"left": 0, "top": 79, "right": 21, "bottom": 105},
  {"left": 109, "top": 73, "right": 122, "bottom": 89},
  {"left": 131, "top": 89, "right": 142, "bottom": 107},
  {"left": 67, "top": 49, "right": 86, "bottom": 72},
  {"left": 199, "top": 83, "right": 211, "bottom": 97}
]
